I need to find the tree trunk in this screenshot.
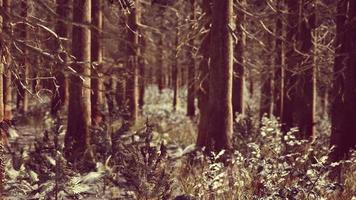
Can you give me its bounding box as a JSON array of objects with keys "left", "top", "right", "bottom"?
[
  {"left": 51, "top": 0, "right": 69, "bottom": 115},
  {"left": 206, "top": 0, "right": 233, "bottom": 151},
  {"left": 197, "top": 0, "right": 211, "bottom": 148},
  {"left": 260, "top": 34, "right": 274, "bottom": 119},
  {"left": 273, "top": 0, "right": 284, "bottom": 118},
  {"left": 157, "top": 35, "right": 164, "bottom": 93},
  {"left": 65, "top": 0, "right": 93, "bottom": 163},
  {"left": 187, "top": 0, "right": 196, "bottom": 117},
  {"left": 0, "top": 0, "right": 4, "bottom": 195},
  {"left": 293, "top": 0, "right": 316, "bottom": 140},
  {"left": 91, "top": 0, "right": 104, "bottom": 119},
  {"left": 125, "top": 0, "right": 139, "bottom": 124},
  {"left": 281, "top": 0, "right": 298, "bottom": 132},
  {"left": 138, "top": 38, "right": 145, "bottom": 109},
  {"left": 17, "top": 1, "right": 29, "bottom": 113},
  {"left": 172, "top": 17, "right": 179, "bottom": 111},
  {"left": 116, "top": 77, "right": 126, "bottom": 111},
  {"left": 3, "top": 0, "right": 12, "bottom": 120},
  {"left": 330, "top": 0, "right": 356, "bottom": 161},
  {"left": 232, "top": 0, "right": 245, "bottom": 118},
  {"left": 196, "top": 34, "right": 210, "bottom": 147}
]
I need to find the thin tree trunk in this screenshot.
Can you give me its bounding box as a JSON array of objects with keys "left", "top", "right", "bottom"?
[
  {"left": 260, "top": 34, "right": 274, "bottom": 119},
  {"left": 0, "top": 0, "right": 4, "bottom": 195},
  {"left": 293, "top": 0, "right": 316, "bottom": 139},
  {"left": 138, "top": 38, "right": 145, "bottom": 109},
  {"left": 281, "top": 0, "right": 298, "bottom": 132},
  {"left": 65, "top": 0, "right": 93, "bottom": 163},
  {"left": 17, "top": 1, "right": 29, "bottom": 113},
  {"left": 157, "top": 35, "right": 164, "bottom": 93},
  {"left": 187, "top": 0, "right": 196, "bottom": 117},
  {"left": 172, "top": 17, "right": 179, "bottom": 111},
  {"left": 91, "top": 0, "right": 104, "bottom": 119},
  {"left": 273, "top": 0, "right": 284, "bottom": 118},
  {"left": 232, "top": 0, "right": 245, "bottom": 117},
  {"left": 206, "top": 0, "right": 233, "bottom": 151},
  {"left": 51, "top": 0, "right": 69, "bottom": 115},
  {"left": 125, "top": 0, "right": 140, "bottom": 124},
  {"left": 3, "top": 0, "right": 12, "bottom": 120}
]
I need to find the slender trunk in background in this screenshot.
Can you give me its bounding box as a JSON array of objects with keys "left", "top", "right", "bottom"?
[
  {"left": 51, "top": 0, "right": 70, "bottom": 115},
  {"left": 206, "top": 0, "right": 233, "bottom": 151},
  {"left": 3, "top": 0, "right": 12, "bottom": 120},
  {"left": 330, "top": 0, "right": 356, "bottom": 162},
  {"left": 65, "top": 0, "right": 93, "bottom": 163},
  {"left": 91, "top": 0, "right": 104, "bottom": 119},
  {"left": 172, "top": 16, "right": 179, "bottom": 111},
  {"left": 259, "top": 34, "right": 274, "bottom": 119},
  {"left": 17, "top": 1, "right": 29, "bottom": 113},
  {"left": 281, "top": 0, "right": 298, "bottom": 132},
  {"left": 187, "top": 0, "right": 196, "bottom": 117},
  {"left": 232, "top": 0, "right": 245, "bottom": 118},
  {"left": 138, "top": 37, "right": 146, "bottom": 109},
  {"left": 157, "top": 7, "right": 164, "bottom": 93},
  {"left": 116, "top": 75, "right": 126, "bottom": 110},
  {"left": 293, "top": 0, "right": 316, "bottom": 140},
  {"left": 125, "top": 0, "right": 140, "bottom": 124},
  {"left": 273, "top": 0, "right": 284, "bottom": 118}
]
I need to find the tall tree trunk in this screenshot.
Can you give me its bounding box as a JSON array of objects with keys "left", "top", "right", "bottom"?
[
  {"left": 232, "top": 0, "right": 245, "bottom": 118},
  {"left": 293, "top": 0, "right": 316, "bottom": 139},
  {"left": 17, "top": 1, "right": 29, "bottom": 113},
  {"left": 197, "top": 0, "right": 211, "bottom": 148},
  {"left": 187, "top": 0, "right": 196, "bottom": 117},
  {"left": 196, "top": 34, "right": 210, "bottom": 147},
  {"left": 91, "top": 0, "right": 103, "bottom": 119},
  {"left": 138, "top": 37, "right": 145, "bottom": 109},
  {"left": 273, "top": 0, "right": 284, "bottom": 118},
  {"left": 260, "top": 34, "right": 274, "bottom": 119},
  {"left": 172, "top": 17, "right": 179, "bottom": 111},
  {"left": 3, "top": 0, "right": 12, "bottom": 120},
  {"left": 281, "top": 0, "right": 298, "bottom": 132},
  {"left": 51, "top": 0, "right": 69, "bottom": 115},
  {"left": 330, "top": 0, "right": 356, "bottom": 161},
  {"left": 65, "top": 0, "right": 93, "bottom": 163},
  {"left": 0, "top": 0, "right": 5, "bottom": 195},
  {"left": 206, "top": 0, "right": 233, "bottom": 151},
  {"left": 157, "top": 35, "right": 164, "bottom": 93},
  {"left": 125, "top": 0, "right": 140, "bottom": 124}
]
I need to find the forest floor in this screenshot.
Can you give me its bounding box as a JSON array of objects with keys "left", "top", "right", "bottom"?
[
  {"left": 3, "top": 86, "right": 356, "bottom": 200},
  {"left": 4, "top": 85, "right": 198, "bottom": 200}
]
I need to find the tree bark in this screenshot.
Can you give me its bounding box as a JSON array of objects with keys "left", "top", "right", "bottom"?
[
  {"left": 281, "top": 0, "right": 298, "bottom": 132},
  {"left": 0, "top": 0, "right": 4, "bottom": 195},
  {"left": 51, "top": 0, "right": 70, "bottom": 115},
  {"left": 125, "top": 0, "right": 140, "bottom": 124},
  {"left": 17, "top": 1, "right": 29, "bottom": 113},
  {"left": 91, "top": 0, "right": 104, "bottom": 119},
  {"left": 65, "top": 0, "right": 93, "bottom": 162},
  {"left": 273, "top": 0, "right": 284, "bottom": 118},
  {"left": 232, "top": 0, "right": 245, "bottom": 118},
  {"left": 138, "top": 37, "right": 145, "bottom": 109},
  {"left": 330, "top": 0, "right": 356, "bottom": 161},
  {"left": 172, "top": 16, "right": 179, "bottom": 111},
  {"left": 3, "top": 0, "right": 11, "bottom": 120},
  {"left": 260, "top": 34, "right": 274, "bottom": 119},
  {"left": 187, "top": 0, "right": 196, "bottom": 117},
  {"left": 293, "top": 0, "right": 316, "bottom": 139},
  {"left": 206, "top": 0, "right": 233, "bottom": 151}
]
